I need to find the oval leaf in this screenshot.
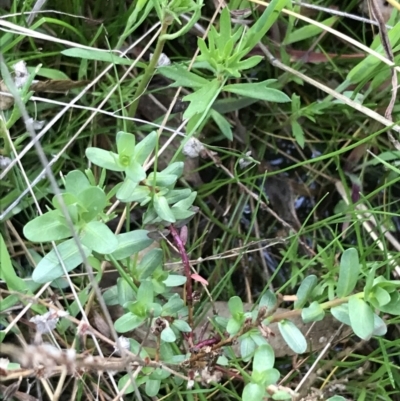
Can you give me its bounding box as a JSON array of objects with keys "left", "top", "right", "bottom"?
[
  {"left": 85, "top": 148, "right": 124, "bottom": 171},
  {"left": 301, "top": 301, "right": 325, "bottom": 323},
  {"left": 331, "top": 304, "right": 351, "bottom": 326},
  {"left": 294, "top": 275, "right": 318, "bottom": 309},
  {"left": 253, "top": 343, "right": 275, "bottom": 372},
  {"left": 80, "top": 221, "right": 118, "bottom": 254},
  {"left": 23, "top": 210, "right": 71, "bottom": 242},
  {"left": 153, "top": 195, "right": 176, "bottom": 223},
  {"left": 110, "top": 230, "right": 153, "bottom": 260},
  {"left": 161, "top": 326, "right": 176, "bottom": 342},
  {"left": 336, "top": 248, "right": 360, "bottom": 298},
  {"left": 114, "top": 313, "right": 145, "bottom": 333},
  {"left": 116, "top": 131, "right": 135, "bottom": 157},
  {"left": 242, "top": 383, "right": 264, "bottom": 401},
  {"left": 145, "top": 379, "right": 160, "bottom": 397},
  {"left": 278, "top": 320, "right": 307, "bottom": 354},
  {"left": 348, "top": 296, "right": 374, "bottom": 340}
]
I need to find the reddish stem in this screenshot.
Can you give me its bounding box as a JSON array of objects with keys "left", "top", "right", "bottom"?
[{"left": 169, "top": 224, "right": 193, "bottom": 337}]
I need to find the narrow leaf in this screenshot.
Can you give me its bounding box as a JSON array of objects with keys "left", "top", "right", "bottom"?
[
  {"left": 0, "top": 234, "right": 26, "bottom": 292},
  {"left": 223, "top": 81, "right": 290, "bottom": 102},
  {"left": 158, "top": 65, "right": 208, "bottom": 88},
  {"left": 32, "top": 239, "right": 91, "bottom": 283},
  {"left": 61, "top": 48, "right": 141, "bottom": 66}
]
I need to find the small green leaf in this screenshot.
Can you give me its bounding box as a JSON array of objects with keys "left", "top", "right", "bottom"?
[
  {"left": 0, "top": 295, "right": 20, "bottom": 312},
  {"left": 149, "top": 368, "right": 171, "bottom": 381},
  {"left": 210, "top": 109, "right": 233, "bottom": 140},
  {"left": 253, "top": 344, "right": 275, "bottom": 372},
  {"left": 294, "top": 275, "right": 318, "bottom": 309},
  {"left": 145, "top": 379, "right": 160, "bottom": 397},
  {"left": 118, "top": 185, "right": 150, "bottom": 203},
  {"left": 125, "top": 160, "right": 146, "bottom": 183},
  {"left": 240, "top": 335, "right": 256, "bottom": 361},
  {"left": 78, "top": 186, "right": 107, "bottom": 222},
  {"left": 23, "top": 210, "right": 71, "bottom": 242},
  {"left": 85, "top": 148, "right": 124, "bottom": 171},
  {"left": 117, "top": 278, "right": 136, "bottom": 306},
  {"left": 348, "top": 296, "right": 374, "bottom": 340},
  {"left": 376, "top": 291, "right": 400, "bottom": 315},
  {"left": 172, "top": 191, "right": 197, "bottom": 210},
  {"left": 336, "top": 248, "right": 360, "bottom": 298},
  {"left": 80, "top": 221, "right": 118, "bottom": 254},
  {"left": 116, "top": 131, "right": 136, "bottom": 157},
  {"left": 32, "top": 239, "right": 91, "bottom": 283},
  {"left": 259, "top": 290, "right": 277, "bottom": 310},
  {"left": 228, "top": 296, "right": 244, "bottom": 315},
  {"left": 278, "top": 320, "right": 307, "bottom": 354},
  {"left": 62, "top": 48, "right": 140, "bottom": 66},
  {"left": 114, "top": 313, "right": 145, "bottom": 333},
  {"left": 331, "top": 304, "right": 351, "bottom": 326},
  {"left": 183, "top": 79, "right": 221, "bottom": 119},
  {"left": 370, "top": 286, "right": 391, "bottom": 307},
  {"left": 173, "top": 319, "right": 191, "bottom": 332},
  {"left": 116, "top": 178, "right": 139, "bottom": 201},
  {"left": 226, "top": 317, "right": 242, "bottom": 335},
  {"left": 327, "top": 396, "right": 347, "bottom": 401},
  {"left": 0, "top": 234, "right": 27, "bottom": 292},
  {"left": 137, "top": 281, "right": 153, "bottom": 305},
  {"left": 133, "top": 131, "right": 157, "bottom": 164},
  {"left": 241, "top": 0, "right": 288, "bottom": 51},
  {"left": 291, "top": 120, "right": 305, "bottom": 149},
  {"left": 284, "top": 16, "right": 338, "bottom": 45},
  {"left": 163, "top": 274, "right": 186, "bottom": 286},
  {"left": 162, "top": 294, "right": 185, "bottom": 315},
  {"left": 372, "top": 313, "right": 387, "bottom": 336},
  {"left": 242, "top": 383, "right": 265, "bottom": 401},
  {"left": 158, "top": 65, "right": 208, "bottom": 88},
  {"left": 233, "top": 55, "right": 263, "bottom": 71},
  {"left": 171, "top": 207, "right": 195, "bottom": 221},
  {"left": 146, "top": 173, "right": 178, "bottom": 187},
  {"left": 223, "top": 81, "right": 291, "bottom": 103},
  {"left": 64, "top": 170, "right": 90, "bottom": 194},
  {"left": 161, "top": 326, "right": 176, "bottom": 342},
  {"left": 161, "top": 161, "right": 184, "bottom": 177},
  {"left": 137, "top": 248, "right": 163, "bottom": 279},
  {"left": 154, "top": 195, "right": 176, "bottom": 223},
  {"left": 164, "top": 189, "right": 192, "bottom": 204},
  {"left": 301, "top": 301, "right": 325, "bottom": 323},
  {"left": 110, "top": 230, "right": 153, "bottom": 260}
]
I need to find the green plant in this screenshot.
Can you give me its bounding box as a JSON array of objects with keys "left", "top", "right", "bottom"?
[
  {"left": 158, "top": 2, "right": 291, "bottom": 140},
  {"left": 16, "top": 130, "right": 400, "bottom": 399}
]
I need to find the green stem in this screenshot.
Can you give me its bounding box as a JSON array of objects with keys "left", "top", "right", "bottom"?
[
  {"left": 128, "top": 22, "right": 169, "bottom": 124},
  {"left": 269, "top": 292, "right": 364, "bottom": 323}
]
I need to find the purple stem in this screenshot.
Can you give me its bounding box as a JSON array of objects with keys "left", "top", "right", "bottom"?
[{"left": 169, "top": 224, "right": 193, "bottom": 334}]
